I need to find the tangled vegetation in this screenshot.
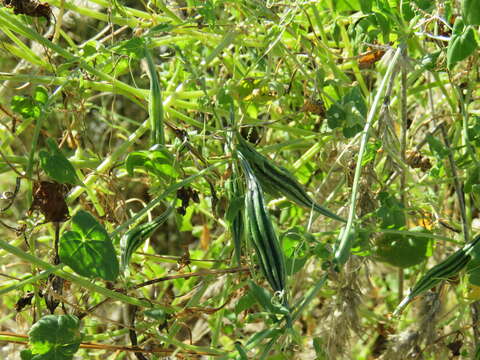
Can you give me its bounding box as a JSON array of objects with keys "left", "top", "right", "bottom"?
[{"left": 0, "top": 0, "right": 480, "bottom": 359}]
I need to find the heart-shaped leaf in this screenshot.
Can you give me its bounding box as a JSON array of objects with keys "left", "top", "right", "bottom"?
[
  {"left": 462, "top": 0, "right": 480, "bottom": 25},
  {"left": 39, "top": 138, "right": 80, "bottom": 185},
  {"left": 447, "top": 19, "right": 478, "bottom": 69},
  {"left": 59, "top": 211, "right": 119, "bottom": 281},
  {"left": 327, "top": 86, "right": 366, "bottom": 138},
  {"left": 26, "top": 314, "right": 81, "bottom": 360},
  {"left": 375, "top": 227, "right": 431, "bottom": 268},
  {"left": 125, "top": 144, "right": 178, "bottom": 181},
  {"left": 11, "top": 96, "right": 41, "bottom": 119}
]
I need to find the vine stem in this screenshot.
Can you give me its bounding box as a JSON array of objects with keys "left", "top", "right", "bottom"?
[
  {"left": 337, "top": 45, "right": 404, "bottom": 256},
  {"left": 0, "top": 238, "right": 154, "bottom": 308},
  {"left": 439, "top": 124, "right": 469, "bottom": 242},
  {"left": 398, "top": 47, "right": 408, "bottom": 303}
]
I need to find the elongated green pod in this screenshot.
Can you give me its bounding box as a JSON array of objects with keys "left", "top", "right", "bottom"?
[
  {"left": 226, "top": 170, "right": 244, "bottom": 266},
  {"left": 120, "top": 207, "right": 173, "bottom": 271},
  {"left": 145, "top": 46, "right": 164, "bottom": 146},
  {"left": 394, "top": 235, "right": 480, "bottom": 316},
  {"left": 238, "top": 153, "right": 287, "bottom": 300},
  {"left": 236, "top": 134, "right": 346, "bottom": 223}
]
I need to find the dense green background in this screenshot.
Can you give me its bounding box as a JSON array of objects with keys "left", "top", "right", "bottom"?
[{"left": 0, "top": 0, "right": 480, "bottom": 359}]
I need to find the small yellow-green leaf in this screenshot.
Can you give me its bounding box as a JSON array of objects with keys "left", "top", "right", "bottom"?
[{"left": 33, "top": 85, "right": 49, "bottom": 105}]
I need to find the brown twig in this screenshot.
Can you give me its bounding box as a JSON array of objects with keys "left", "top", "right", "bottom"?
[
  {"left": 133, "top": 267, "right": 250, "bottom": 290},
  {"left": 0, "top": 332, "right": 217, "bottom": 357}
]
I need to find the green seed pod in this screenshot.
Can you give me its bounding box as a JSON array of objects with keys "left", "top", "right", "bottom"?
[
  {"left": 239, "top": 153, "right": 287, "bottom": 299},
  {"left": 226, "top": 168, "right": 245, "bottom": 266},
  {"left": 120, "top": 207, "right": 173, "bottom": 272},
  {"left": 236, "top": 134, "right": 346, "bottom": 223},
  {"left": 394, "top": 235, "right": 480, "bottom": 316}
]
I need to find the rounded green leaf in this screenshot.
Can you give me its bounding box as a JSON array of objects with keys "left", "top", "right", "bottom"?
[
  {"left": 447, "top": 19, "right": 478, "bottom": 69},
  {"left": 468, "top": 261, "right": 480, "bottom": 286},
  {"left": 59, "top": 211, "right": 119, "bottom": 281},
  {"left": 39, "top": 138, "right": 81, "bottom": 185},
  {"left": 125, "top": 145, "right": 178, "bottom": 181},
  {"left": 33, "top": 85, "right": 49, "bottom": 105},
  {"left": 462, "top": 0, "right": 480, "bottom": 25},
  {"left": 28, "top": 314, "right": 81, "bottom": 359},
  {"left": 39, "top": 152, "right": 79, "bottom": 185},
  {"left": 11, "top": 95, "right": 41, "bottom": 119},
  {"left": 468, "top": 241, "right": 480, "bottom": 286},
  {"left": 375, "top": 226, "right": 431, "bottom": 268}
]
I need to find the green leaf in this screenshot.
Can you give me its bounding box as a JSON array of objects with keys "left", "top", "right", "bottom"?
[
  {"left": 376, "top": 192, "right": 406, "bottom": 229},
  {"left": 59, "top": 211, "right": 119, "bottom": 281},
  {"left": 148, "top": 23, "right": 175, "bottom": 34},
  {"left": 11, "top": 96, "right": 41, "bottom": 119},
  {"left": 462, "top": 0, "right": 480, "bottom": 25},
  {"left": 374, "top": 11, "right": 391, "bottom": 43},
  {"left": 39, "top": 152, "right": 79, "bottom": 185},
  {"left": 234, "top": 342, "right": 249, "bottom": 360},
  {"left": 245, "top": 328, "right": 283, "bottom": 349},
  {"left": 39, "top": 139, "right": 80, "bottom": 185},
  {"left": 333, "top": 0, "right": 361, "bottom": 12},
  {"left": 247, "top": 281, "right": 289, "bottom": 316},
  {"left": 111, "top": 37, "right": 146, "bottom": 59},
  {"left": 28, "top": 315, "right": 81, "bottom": 360},
  {"left": 359, "top": 0, "right": 372, "bottom": 13},
  {"left": 468, "top": 258, "right": 480, "bottom": 286},
  {"left": 235, "top": 292, "right": 255, "bottom": 314},
  {"left": 375, "top": 227, "right": 431, "bottom": 268},
  {"left": 362, "top": 140, "right": 382, "bottom": 166},
  {"left": 447, "top": 19, "right": 478, "bottom": 69},
  {"left": 420, "top": 50, "right": 442, "bottom": 71},
  {"left": 281, "top": 227, "right": 310, "bottom": 274},
  {"left": 144, "top": 308, "right": 171, "bottom": 321},
  {"left": 33, "top": 86, "right": 49, "bottom": 105},
  {"left": 426, "top": 134, "right": 449, "bottom": 158},
  {"left": 326, "top": 87, "right": 366, "bottom": 138},
  {"left": 20, "top": 350, "right": 34, "bottom": 360},
  {"left": 465, "top": 166, "right": 480, "bottom": 193},
  {"left": 125, "top": 145, "right": 179, "bottom": 181},
  {"left": 468, "top": 242, "right": 480, "bottom": 285}
]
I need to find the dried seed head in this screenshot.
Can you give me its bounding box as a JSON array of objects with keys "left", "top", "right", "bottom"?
[
  {"left": 406, "top": 150, "right": 432, "bottom": 171},
  {"left": 381, "top": 329, "right": 420, "bottom": 360},
  {"left": 317, "top": 258, "right": 364, "bottom": 359},
  {"left": 417, "top": 291, "right": 441, "bottom": 345},
  {"left": 302, "top": 98, "right": 326, "bottom": 116}
]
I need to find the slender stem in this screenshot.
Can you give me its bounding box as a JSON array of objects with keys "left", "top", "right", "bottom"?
[
  {"left": 439, "top": 124, "right": 469, "bottom": 242},
  {"left": 398, "top": 48, "right": 408, "bottom": 303},
  {"left": 0, "top": 268, "right": 59, "bottom": 296},
  {"left": 133, "top": 267, "right": 249, "bottom": 290},
  {"left": 337, "top": 46, "right": 404, "bottom": 256},
  {"left": 0, "top": 239, "right": 153, "bottom": 308},
  {"left": 292, "top": 272, "right": 329, "bottom": 321},
  {"left": 109, "top": 161, "right": 226, "bottom": 237}
]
